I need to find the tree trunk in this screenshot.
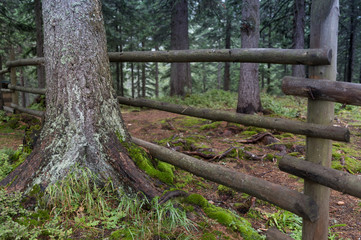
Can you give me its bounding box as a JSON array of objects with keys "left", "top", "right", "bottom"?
[
  {"left": 137, "top": 63, "right": 141, "bottom": 97},
  {"left": 131, "top": 63, "right": 135, "bottom": 98},
  {"left": 170, "top": 0, "right": 191, "bottom": 96},
  {"left": 155, "top": 46, "right": 159, "bottom": 98},
  {"left": 346, "top": 0, "right": 356, "bottom": 82},
  {"left": 292, "top": 0, "right": 306, "bottom": 78},
  {"left": 237, "top": 0, "right": 262, "bottom": 114},
  {"left": 35, "top": 0, "right": 45, "bottom": 89},
  {"left": 223, "top": 3, "right": 231, "bottom": 91},
  {"left": 0, "top": 55, "right": 4, "bottom": 110},
  {"left": 0, "top": 0, "right": 159, "bottom": 198}
]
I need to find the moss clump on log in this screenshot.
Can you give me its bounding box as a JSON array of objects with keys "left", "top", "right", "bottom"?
[
  {"left": 121, "top": 141, "right": 175, "bottom": 184},
  {"left": 185, "top": 194, "right": 264, "bottom": 240}
]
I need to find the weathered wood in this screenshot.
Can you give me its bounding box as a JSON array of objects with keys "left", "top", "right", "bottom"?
[
  {"left": 8, "top": 84, "right": 46, "bottom": 95},
  {"left": 0, "top": 88, "right": 13, "bottom": 93},
  {"left": 10, "top": 103, "right": 44, "bottom": 117},
  {"left": 109, "top": 48, "right": 331, "bottom": 65},
  {"left": 118, "top": 96, "right": 349, "bottom": 142},
  {"left": 280, "top": 155, "right": 361, "bottom": 199},
  {"left": 282, "top": 76, "right": 361, "bottom": 106},
  {"left": 3, "top": 106, "right": 14, "bottom": 113},
  {"left": 0, "top": 68, "right": 9, "bottom": 75},
  {"left": 303, "top": 0, "right": 339, "bottom": 239},
  {"left": 266, "top": 227, "right": 294, "bottom": 240},
  {"left": 9, "top": 49, "right": 19, "bottom": 109},
  {"left": 4, "top": 48, "right": 331, "bottom": 68},
  {"left": 132, "top": 137, "right": 319, "bottom": 222},
  {"left": 6, "top": 57, "right": 45, "bottom": 68}
]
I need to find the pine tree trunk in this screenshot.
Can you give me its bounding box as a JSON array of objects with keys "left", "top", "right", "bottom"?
[
  {"left": 346, "top": 0, "right": 356, "bottom": 82},
  {"left": 0, "top": 55, "right": 4, "bottom": 110},
  {"left": 0, "top": 0, "right": 159, "bottom": 198},
  {"left": 170, "top": 0, "right": 191, "bottom": 96},
  {"left": 223, "top": 4, "right": 231, "bottom": 91},
  {"left": 292, "top": 0, "right": 306, "bottom": 78},
  {"left": 237, "top": 0, "right": 262, "bottom": 114},
  {"left": 35, "top": 0, "right": 45, "bottom": 89},
  {"left": 155, "top": 46, "right": 159, "bottom": 98}
]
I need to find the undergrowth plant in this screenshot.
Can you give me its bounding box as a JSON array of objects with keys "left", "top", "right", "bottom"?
[{"left": 0, "top": 166, "right": 197, "bottom": 239}]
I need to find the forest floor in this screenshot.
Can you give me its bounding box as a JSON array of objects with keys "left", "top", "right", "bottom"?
[
  {"left": 1, "top": 94, "right": 361, "bottom": 239},
  {"left": 121, "top": 107, "right": 361, "bottom": 240}
]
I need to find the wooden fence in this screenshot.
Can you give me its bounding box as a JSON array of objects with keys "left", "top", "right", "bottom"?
[{"left": 0, "top": 1, "right": 358, "bottom": 239}]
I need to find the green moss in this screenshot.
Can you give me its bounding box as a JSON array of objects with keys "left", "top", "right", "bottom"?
[
  {"left": 110, "top": 229, "right": 133, "bottom": 240},
  {"left": 265, "top": 153, "right": 274, "bottom": 161},
  {"left": 217, "top": 185, "right": 235, "bottom": 196},
  {"left": 200, "top": 122, "right": 221, "bottom": 131},
  {"left": 185, "top": 194, "right": 209, "bottom": 208},
  {"left": 241, "top": 130, "right": 258, "bottom": 137},
  {"left": 175, "top": 116, "right": 208, "bottom": 127},
  {"left": 201, "top": 232, "right": 217, "bottom": 240},
  {"left": 174, "top": 171, "right": 194, "bottom": 189},
  {"left": 123, "top": 141, "right": 175, "bottom": 184},
  {"left": 288, "top": 152, "right": 299, "bottom": 157},
  {"left": 185, "top": 194, "right": 264, "bottom": 240},
  {"left": 23, "top": 124, "right": 42, "bottom": 154}
]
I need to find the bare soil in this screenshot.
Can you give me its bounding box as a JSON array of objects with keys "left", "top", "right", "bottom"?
[{"left": 122, "top": 108, "right": 361, "bottom": 239}]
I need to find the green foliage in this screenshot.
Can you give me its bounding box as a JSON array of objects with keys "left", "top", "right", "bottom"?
[
  {"left": 185, "top": 194, "right": 264, "bottom": 240},
  {"left": 157, "top": 89, "right": 237, "bottom": 110},
  {"left": 0, "top": 147, "right": 28, "bottom": 181},
  {"left": 265, "top": 210, "right": 302, "bottom": 238},
  {"left": 261, "top": 94, "right": 306, "bottom": 118},
  {"left": 123, "top": 141, "right": 175, "bottom": 184}
]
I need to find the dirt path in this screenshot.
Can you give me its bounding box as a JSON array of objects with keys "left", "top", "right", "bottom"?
[{"left": 122, "top": 108, "right": 361, "bottom": 239}]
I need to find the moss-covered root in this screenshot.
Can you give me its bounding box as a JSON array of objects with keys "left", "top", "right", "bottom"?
[
  {"left": 186, "top": 194, "right": 265, "bottom": 240},
  {"left": 122, "top": 141, "right": 175, "bottom": 184}
]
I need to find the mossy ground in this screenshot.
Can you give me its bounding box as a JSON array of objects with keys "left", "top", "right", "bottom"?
[{"left": 1, "top": 93, "right": 361, "bottom": 239}]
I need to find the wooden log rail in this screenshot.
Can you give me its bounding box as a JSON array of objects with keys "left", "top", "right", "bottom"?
[
  {"left": 7, "top": 84, "right": 46, "bottom": 95},
  {"left": 132, "top": 137, "right": 319, "bottom": 222},
  {"left": 279, "top": 155, "right": 361, "bottom": 199},
  {"left": 10, "top": 103, "right": 44, "bottom": 117},
  {"left": 282, "top": 76, "right": 361, "bottom": 106},
  {"left": 109, "top": 48, "right": 331, "bottom": 65},
  {"left": 118, "top": 96, "right": 349, "bottom": 142},
  {"left": 3, "top": 48, "right": 331, "bottom": 68}
]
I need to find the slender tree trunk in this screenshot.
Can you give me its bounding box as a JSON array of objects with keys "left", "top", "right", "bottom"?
[
  {"left": 141, "top": 41, "right": 146, "bottom": 98},
  {"left": 237, "top": 0, "right": 262, "bottom": 114},
  {"left": 20, "top": 68, "right": 26, "bottom": 107},
  {"left": 346, "top": 0, "right": 356, "bottom": 82},
  {"left": 131, "top": 63, "right": 135, "bottom": 98},
  {"left": 155, "top": 46, "right": 159, "bottom": 98},
  {"left": 292, "top": 0, "right": 306, "bottom": 78},
  {"left": 35, "top": 0, "right": 45, "bottom": 88},
  {"left": 202, "top": 63, "right": 206, "bottom": 93},
  {"left": 137, "top": 63, "right": 141, "bottom": 97},
  {"left": 0, "top": 0, "right": 159, "bottom": 198},
  {"left": 0, "top": 55, "right": 4, "bottom": 110},
  {"left": 223, "top": 3, "right": 231, "bottom": 91},
  {"left": 116, "top": 45, "right": 120, "bottom": 94},
  {"left": 266, "top": 5, "right": 272, "bottom": 92},
  {"left": 217, "top": 62, "right": 222, "bottom": 89},
  {"left": 170, "top": 0, "right": 191, "bottom": 96}
]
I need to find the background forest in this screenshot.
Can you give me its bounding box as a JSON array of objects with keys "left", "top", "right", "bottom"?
[{"left": 1, "top": 0, "right": 361, "bottom": 105}]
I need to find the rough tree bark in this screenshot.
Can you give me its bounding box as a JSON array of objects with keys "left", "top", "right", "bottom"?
[
  {"left": 0, "top": 55, "right": 4, "bottom": 110},
  {"left": 237, "top": 0, "right": 262, "bottom": 114},
  {"left": 35, "top": 0, "right": 46, "bottom": 89},
  {"left": 223, "top": 1, "right": 231, "bottom": 91},
  {"left": 0, "top": 0, "right": 159, "bottom": 198},
  {"left": 346, "top": 0, "right": 356, "bottom": 82},
  {"left": 292, "top": 0, "right": 306, "bottom": 78},
  {"left": 170, "top": 0, "right": 191, "bottom": 96}
]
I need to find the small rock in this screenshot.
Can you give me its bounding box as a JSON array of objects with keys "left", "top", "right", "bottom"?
[{"left": 337, "top": 201, "right": 345, "bottom": 206}]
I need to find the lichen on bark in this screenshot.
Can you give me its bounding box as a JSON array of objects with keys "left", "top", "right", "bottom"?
[{"left": 0, "top": 0, "right": 159, "bottom": 199}]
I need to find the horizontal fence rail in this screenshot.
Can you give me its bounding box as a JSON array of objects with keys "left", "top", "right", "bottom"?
[
  {"left": 10, "top": 103, "right": 44, "bottom": 117},
  {"left": 2, "top": 48, "right": 332, "bottom": 69},
  {"left": 282, "top": 76, "right": 361, "bottom": 106},
  {"left": 118, "top": 96, "right": 350, "bottom": 142},
  {"left": 279, "top": 155, "right": 361, "bottom": 199},
  {"left": 132, "top": 137, "right": 319, "bottom": 222},
  {"left": 7, "top": 84, "right": 46, "bottom": 95},
  {"left": 109, "top": 48, "right": 331, "bottom": 65},
  {"left": 6, "top": 57, "right": 45, "bottom": 68}
]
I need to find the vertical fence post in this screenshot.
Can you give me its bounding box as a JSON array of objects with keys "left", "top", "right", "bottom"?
[
  {"left": 10, "top": 48, "right": 19, "bottom": 110},
  {"left": 302, "top": 0, "right": 339, "bottom": 239}
]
